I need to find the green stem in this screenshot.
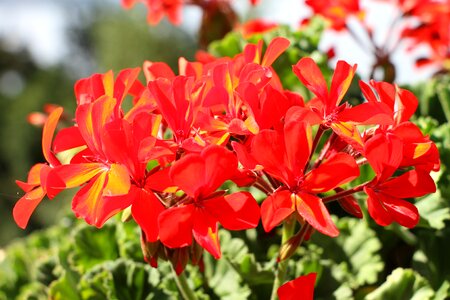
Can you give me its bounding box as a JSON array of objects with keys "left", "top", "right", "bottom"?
[
  {"left": 270, "top": 217, "right": 296, "bottom": 300},
  {"left": 171, "top": 265, "right": 198, "bottom": 300}
]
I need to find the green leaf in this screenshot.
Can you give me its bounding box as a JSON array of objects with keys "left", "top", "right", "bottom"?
[
  {"left": 312, "top": 218, "right": 384, "bottom": 288},
  {"left": 416, "top": 191, "right": 450, "bottom": 230},
  {"left": 413, "top": 227, "right": 450, "bottom": 289},
  {"left": 71, "top": 223, "right": 120, "bottom": 273},
  {"left": 79, "top": 259, "right": 163, "bottom": 300},
  {"left": 366, "top": 268, "right": 435, "bottom": 300}
]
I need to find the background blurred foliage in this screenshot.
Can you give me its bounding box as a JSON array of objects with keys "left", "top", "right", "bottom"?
[{"left": 1, "top": 1, "right": 450, "bottom": 299}]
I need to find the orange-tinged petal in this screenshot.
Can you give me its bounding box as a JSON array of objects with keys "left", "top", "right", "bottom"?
[
  {"left": 193, "top": 208, "right": 221, "bottom": 259},
  {"left": 13, "top": 187, "right": 45, "bottom": 229},
  {"left": 330, "top": 121, "right": 364, "bottom": 150},
  {"left": 72, "top": 172, "right": 130, "bottom": 227},
  {"left": 103, "top": 163, "right": 130, "bottom": 196},
  {"left": 261, "top": 190, "right": 295, "bottom": 232},
  {"left": 54, "top": 163, "right": 105, "bottom": 188},
  {"left": 42, "top": 107, "right": 63, "bottom": 167},
  {"left": 293, "top": 58, "right": 328, "bottom": 102},
  {"left": 295, "top": 192, "right": 339, "bottom": 237},
  {"left": 329, "top": 60, "right": 357, "bottom": 107},
  {"left": 261, "top": 37, "right": 290, "bottom": 67}
]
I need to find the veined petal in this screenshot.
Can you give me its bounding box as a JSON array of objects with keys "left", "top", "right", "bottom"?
[
  {"left": 261, "top": 190, "right": 295, "bottom": 232},
  {"left": 193, "top": 208, "right": 221, "bottom": 259},
  {"left": 131, "top": 187, "right": 165, "bottom": 242},
  {"left": 303, "top": 153, "right": 359, "bottom": 193},
  {"left": 205, "top": 192, "right": 260, "bottom": 230},
  {"left": 295, "top": 192, "right": 339, "bottom": 237},
  {"left": 293, "top": 58, "right": 328, "bottom": 101},
  {"left": 13, "top": 187, "right": 45, "bottom": 229},
  {"left": 16, "top": 164, "right": 47, "bottom": 192}
]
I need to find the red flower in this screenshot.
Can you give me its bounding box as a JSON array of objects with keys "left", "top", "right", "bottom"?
[
  {"left": 252, "top": 119, "right": 359, "bottom": 236},
  {"left": 277, "top": 273, "right": 317, "bottom": 300},
  {"left": 14, "top": 107, "right": 64, "bottom": 229},
  {"left": 363, "top": 133, "right": 436, "bottom": 228},
  {"left": 158, "top": 145, "right": 260, "bottom": 258}
]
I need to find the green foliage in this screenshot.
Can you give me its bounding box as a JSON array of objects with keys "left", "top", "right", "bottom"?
[{"left": 366, "top": 268, "right": 435, "bottom": 300}]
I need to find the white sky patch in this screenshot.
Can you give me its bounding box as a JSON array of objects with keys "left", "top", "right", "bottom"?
[
  {"left": 0, "top": 0, "right": 69, "bottom": 67},
  {"left": 0, "top": 0, "right": 437, "bottom": 83}
]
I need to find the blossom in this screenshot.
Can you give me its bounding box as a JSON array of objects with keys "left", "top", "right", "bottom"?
[{"left": 158, "top": 145, "right": 260, "bottom": 258}]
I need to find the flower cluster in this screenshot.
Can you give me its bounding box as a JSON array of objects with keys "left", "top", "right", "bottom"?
[{"left": 15, "top": 37, "right": 438, "bottom": 280}]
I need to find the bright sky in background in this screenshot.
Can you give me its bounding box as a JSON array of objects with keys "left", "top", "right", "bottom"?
[{"left": 0, "top": 0, "right": 435, "bottom": 84}]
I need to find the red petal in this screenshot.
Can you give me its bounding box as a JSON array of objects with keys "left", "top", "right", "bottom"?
[
  {"left": 293, "top": 58, "right": 328, "bottom": 101},
  {"left": 53, "top": 163, "right": 105, "bottom": 188},
  {"left": 364, "top": 133, "right": 403, "bottom": 182},
  {"left": 53, "top": 126, "right": 85, "bottom": 153},
  {"left": 158, "top": 204, "right": 194, "bottom": 248},
  {"left": 103, "top": 163, "right": 131, "bottom": 196},
  {"left": 338, "top": 102, "right": 393, "bottom": 125},
  {"left": 295, "top": 192, "right": 339, "bottom": 237},
  {"left": 329, "top": 60, "right": 356, "bottom": 107},
  {"left": 205, "top": 192, "right": 260, "bottom": 230},
  {"left": 193, "top": 208, "right": 221, "bottom": 259},
  {"left": 304, "top": 153, "right": 359, "bottom": 193},
  {"left": 13, "top": 187, "right": 45, "bottom": 229},
  {"left": 251, "top": 129, "right": 289, "bottom": 185},
  {"left": 131, "top": 187, "right": 165, "bottom": 242},
  {"left": 379, "top": 170, "right": 436, "bottom": 198},
  {"left": 202, "top": 145, "right": 238, "bottom": 195},
  {"left": 169, "top": 153, "right": 205, "bottom": 198},
  {"left": 284, "top": 120, "right": 312, "bottom": 179},
  {"left": 365, "top": 187, "right": 419, "bottom": 228},
  {"left": 277, "top": 272, "right": 317, "bottom": 300},
  {"left": 261, "top": 190, "right": 295, "bottom": 232},
  {"left": 261, "top": 37, "right": 290, "bottom": 67},
  {"left": 72, "top": 172, "right": 129, "bottom": 227},
  {"left": 42, "top": 107, "right": 63, "bottom": 167},
  {"left": 336, "top": 189, "right": 362, "bottom": 218},
  {"left": 285, "top": 106, "right": 322, "bottom": 125}
]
